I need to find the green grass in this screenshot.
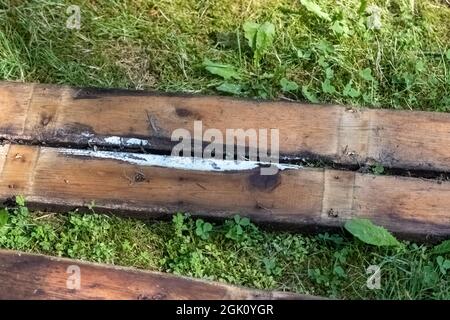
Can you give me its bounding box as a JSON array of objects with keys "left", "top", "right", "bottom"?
[
  {"left": 1, "top": 200, "right": 449, "bottom": 300},
  {"left": 0, "top": 0, "right": 449, "bottom": 110}
]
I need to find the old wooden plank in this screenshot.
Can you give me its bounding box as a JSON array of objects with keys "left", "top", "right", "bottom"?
[
  {"left": 1, "top": 144, "right": 449, "bottom": 238},
  {"left": 0, "top": 250, "right": 307, "bottom": 300},
  {"left": 1, "top": 82, "right": 450, "bottom": 172}
]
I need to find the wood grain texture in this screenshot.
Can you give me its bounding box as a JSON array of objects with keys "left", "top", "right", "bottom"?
[
  {"left": 1, "top": 144, "right": 450, "bottom": 238},
  {"left": 0, "top": 250, "right": 307, "bottom": 300},
  {"left": 1, "top": 81, "right": 450, "bottom": 172}
]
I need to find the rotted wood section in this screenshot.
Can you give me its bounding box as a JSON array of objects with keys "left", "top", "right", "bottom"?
[
  {"left": 1, "top": 81, "right": 450, "bottom": 172},
  {"left": 1, "top": 144, "right": 450, "bottom": 238},
  {"left": 0, "top": 250, "right": 307, "bottom": 300}
]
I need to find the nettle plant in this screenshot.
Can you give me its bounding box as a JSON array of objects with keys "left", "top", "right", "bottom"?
[{"left": 203, "top": 21, "right": 277, "bottom": 98}]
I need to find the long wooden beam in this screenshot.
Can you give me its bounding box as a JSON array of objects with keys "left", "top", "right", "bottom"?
[
  {"left": 1, "top": 82, "right": 450, "bottom": 172},
  {"left": 0, "top": 250, "right": 307, "bottom": 300},
  {"left": 1, "top": 144, "right": 449, "bottom": 238}
]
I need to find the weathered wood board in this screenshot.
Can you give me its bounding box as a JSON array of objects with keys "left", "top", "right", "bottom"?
[
  {"left": 1, "top": 144, "right": 449, "bottom": 238},
  {"left": 1, "top": 81, "right": 450, "bottom": 172},
  {"left": 0, "top": 250, "right": 307, "bottom": 300}
]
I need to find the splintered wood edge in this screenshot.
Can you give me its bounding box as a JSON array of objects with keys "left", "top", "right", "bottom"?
[
  {"left": 1, "top": 81, "right": 450, "bottom": 172},
  {"left": 0, "top": 249, "right": 316, "bottom": 300}
]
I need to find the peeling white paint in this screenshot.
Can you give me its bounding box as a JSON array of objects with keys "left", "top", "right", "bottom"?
[
  {"left": 122, "top": 138, "right": 150, "bottom": 147},
  {"left": 102, "top": 136, "right": 123, "bottom": 145},
  {"left": 58, "top": 148, "right": 301, "bottom": 172},
  {"left": 81, "top": 132, "right": 94, "bottom": 138},
  {"left": 100, "top": 136, "right": 150, "bottom": 147}
]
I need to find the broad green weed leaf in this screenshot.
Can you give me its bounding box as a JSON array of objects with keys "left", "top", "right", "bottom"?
[
  {"left": 300, "top": 0, "right": 331, "bottom": 21},
  {"left": 255, "top": 22, "right": 275, "bottom": 54},
  {"left": 203, "top": 59, "right": 241, "bottom": 80},
  {"left": 446, "top": 49, "right": 450, "bottom": 60},
  {"left": 216, "top": 82, "right": 242, "bottom": 95},
  {"left": 243, "top": 21, "right": 275, "bottom": 65},
  {"left": 433, "top": 240, "right": 450, "bottom": 255},
  {"left": 280, "top": 78, "right": 299, "bottom": 92},
  {"left": 345, "top": 218, "right": 401, "bottom": 247},
  {"left": 243, "top": 21, "right": 260, "bottom": 49},
  {"left": 0, "top": 208, "right": 8, "bottom": 228}
]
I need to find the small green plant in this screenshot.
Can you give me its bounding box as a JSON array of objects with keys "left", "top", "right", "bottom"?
[
  {"left": 302, "top": 85, "right": 319, "bottom": 103},
  {"left": 343, "top": 80, "right": 361, "bottom": 98},
  {"left": 262, "top": 257, "right": 282, "bottom": 276},
  {"left": 344, "top": 218, "right": 401, "bottom": 247},
  {"left": 173, "top": 212, "right": 189, "bottom": 237},
  {"left": 371, "top": 163, "right": 385, "bottom": 175},
  {"left": 224, "top": 214, "right": 251, "bottom": 241},
  {"left": 359, "top": 68, "right": 376, "bottom": 82},
  {"left": 204, "top": 21, "right": 279, "bottom": 98},
  {"left": 15, "top": 195, "right": 25, "bottom": 207},
  {"left": 433, "top": 240, "right": 450, "bottom": 255},
  {"left": 195, "top": 219, "right": 213, "bottom": 240},
  {"left": 437, "top": 256, "right": 450, "bottom": 275},
  {"left": 280, "top": 78, "right": 299, "bottom": 92}
]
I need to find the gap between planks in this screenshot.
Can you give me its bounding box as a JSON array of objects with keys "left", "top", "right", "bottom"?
[{"left": 1, "top": 81, "right": 450, "bottom": 173}]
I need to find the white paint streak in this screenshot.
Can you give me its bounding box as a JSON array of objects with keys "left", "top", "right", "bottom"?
[
  {"left": 123, "top": 138, "right": 150, "bottom": 146},
  {"left": 103, "top": 136, "right": 122, "bottom": 145},
  {"left": 81, "top": 132, "right": 94, "bottom": 138},
  {"left": 80, "top": 134, "right": 150, "bottom": 147},
  {"left": 102, "top": 136, "right": 150, "bottom": 146},
  {"left": 58, "top": 148, "right": 301, "bottom": 172}
]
